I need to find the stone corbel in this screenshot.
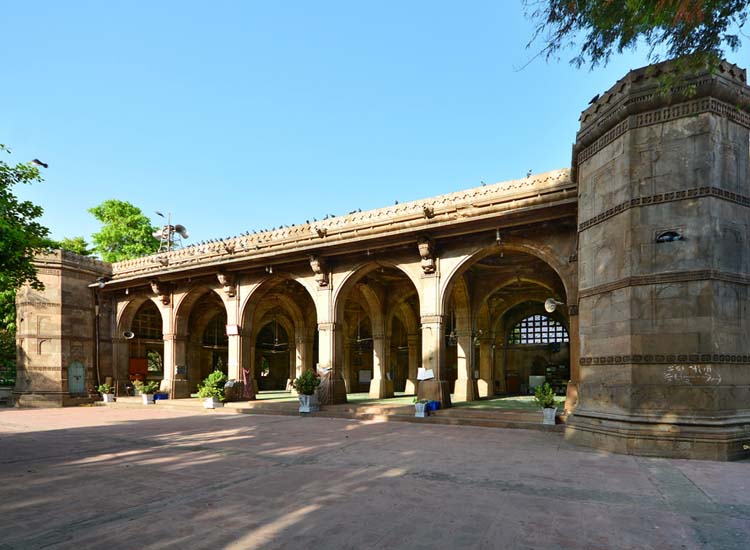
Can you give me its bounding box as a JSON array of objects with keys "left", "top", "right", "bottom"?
[
  {"left": 309, "top": 255, "right": 329, "bottom": 287},
  {"left": 417, "top": 237, "right": 436, "bottom": 274},
  {"left": 149, "top": 280, "right": 171, "bottom": 305},
  {"left": 216, "top": 270, "right": 237, "bottom": 298}
]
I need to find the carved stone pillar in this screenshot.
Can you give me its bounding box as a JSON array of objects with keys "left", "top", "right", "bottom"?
[
  {"left": 369, "top": 333, "right": 394, "bottom": 398},
  {"left": 342, "top": 343, "right": 352, "bottom": 393},
  {"left": 404, "top": 334, "right": 420, "bottom": 394},
  {"left": 417, "top": 315, "right": 451, "bottom": 406},
  {"left": 453, "top": 331, "right": 477, "bottom": 402},
  {"left": 565, "top": 305, "right": 580, "bottom": 413},
  {"left": 318, "top": 321, "right": 347, "bottom": 404},
  {"left": 477, "top": 336, "right": 494, "bottom": 397}
]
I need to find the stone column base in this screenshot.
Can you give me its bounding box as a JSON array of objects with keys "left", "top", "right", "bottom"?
[
  {"left": 321, "top": 377, "right": 348, "bottom": 405},
  {"left": 453, "top": 379, "right": 478, "bottom": 402},
  {"left": 565, "top": 411, "right": 750, "bottom": 461},
  {"left": 563, "top": 382, "right": 578, "bottom": 414},
  {"left": 417, "top": 380, "right": 452, "bottom": 408},
  {"left": 404, "top": 378, "right": 419, "bottom": 395},
  {"left": 171, "top": 380, "right": 191, "bottom": 399},
  {"left": 12, "top": 391, "right": 95, "bottom": 408},
  {"left": 369, "top": 378, "right": 394, "bottom": 399},
  {"left": 477, "top": 378, "right": 493, "bottom": 398}
]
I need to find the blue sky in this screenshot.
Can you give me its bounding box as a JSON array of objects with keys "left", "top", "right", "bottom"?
[{"left": 3, "top": 2, "right": 748, "bottom": 245}]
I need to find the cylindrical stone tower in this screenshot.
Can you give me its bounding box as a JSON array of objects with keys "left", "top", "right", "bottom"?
[{"left": 567, "top": 59, "right": 750, "bottom": 460}]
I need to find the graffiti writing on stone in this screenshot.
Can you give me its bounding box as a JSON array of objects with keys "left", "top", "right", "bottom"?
[{"left": 664, "top": 365, "right": 722, "bottom": 385}]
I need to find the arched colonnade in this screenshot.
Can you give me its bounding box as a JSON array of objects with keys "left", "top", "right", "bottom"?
[{"left": 112, "top": 236, "right": 578, "bottom": 407}]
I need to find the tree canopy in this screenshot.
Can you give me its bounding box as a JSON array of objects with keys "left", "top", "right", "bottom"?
[
  {"left": 89, "top": 199, "right": 159, "bottom": 262},
  {"left": 525, "top": 1, "right": 750, "bottom": 68},
  {"left": 57, "top": 236, "right": 93, "bottom": 256},
  {"left": 0, "top": 144, "right": 54, "bottom": 293}
]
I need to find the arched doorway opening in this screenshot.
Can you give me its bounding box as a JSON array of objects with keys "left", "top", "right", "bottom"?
[
  {"left": 500, "top": 302, "right": 570, "bottom": 396},
  {"left": 443, "top": 248, "right": 569, "bottom": 401},
  {"left": 255, "top": 315, "right": 292, "bottom": 391},
  {"left": 336, "top": 264, "right": 420, "bottom": 399},
  {"left": 242, "top": 278, "right": 318, "bottom": 397},
  {"left": 201, "top": 311, "right": 229, "bottom": 379},
  {"left": 183, "top": 290, "right": 227, "bottom": 392},
  {"left": 128, "top": 300, "right": 164, "bottom": 388}
]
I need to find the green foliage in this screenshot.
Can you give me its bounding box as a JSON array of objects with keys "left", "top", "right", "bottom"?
[
  {"left": 133, "top": 380, "right": 159, "bottom": 394},
  {"left": 525, "top": 1, "right": 749, "bottom": 68},
  {"left": 292, "top": 369, "right": 320, "bottom": 395},
  {"left": 88, "top": 199, "right": 159, "bottom": 262},
  {"left": 412, "top": 397, "right": 428, "bottom": 404},
  {"left": 197, "top": 370, "right": 227, "bottom": 401},
  {"left": 97, "top": 383, "right": 113, "bottom": 394},
  {"left": 0, "top": 144, "right": 55, "bottom": 294},
  {"left": 533, "top": 382, "right": 557, "bottom": 409},
  {"left": 0, "top": 331, "right": 15, "bottom": 386},
  {"left": 57, "top": 236, "right": 93, "bottom": 256}
]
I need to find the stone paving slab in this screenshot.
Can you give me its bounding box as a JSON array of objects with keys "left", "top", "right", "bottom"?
[{"left": 0, "top": 407, "right": 748, "bottom": 549}]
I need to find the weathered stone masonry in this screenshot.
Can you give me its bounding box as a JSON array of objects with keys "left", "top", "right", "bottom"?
[{"left": 14, "top": 60, "right": 750, "bottom": 460}]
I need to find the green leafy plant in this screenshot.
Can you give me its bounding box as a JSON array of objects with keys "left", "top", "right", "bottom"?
[
  {"left": 412, "top": 397, "right": 428, "bottom": 404},
  {"left": 197, "top": 370, "right": 227, "bottom": 401},
  {"left": 97, "top": 383, "right": 113, "bottom": 394},
  {"left": 292, "top": 370, "right": 320, "bottom": 396},
  {"left": 133, "top": 380, "right": 159, "bottom": 394},
  {"left": 533, "top": 382, "right": 557, "bottom": 409}
]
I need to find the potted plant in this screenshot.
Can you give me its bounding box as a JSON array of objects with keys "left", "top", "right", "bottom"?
[
  {"left": 134, "top": 380, "right": 159, "bottom": 404},
  {"left": 533, "top": 382, "right": 558, "bottom": 425},
  {"left": 292, "top": 370, "right": 320, "bottom": 413},
  {"left": 413, "top": 398, "right": 429, "bottom": 418},
  {"left": 98, "top": 383, "right": 115, "bottom": 403},
  {"left": 197, "top": 370, "right": 227, "bottom": 409}
]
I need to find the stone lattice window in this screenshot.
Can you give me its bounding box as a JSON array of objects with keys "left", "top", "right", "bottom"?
[
  {"left": 508, "top": 315, "right": 569, "bottom": 345},
  {"left": 132, "top": 301, "right": 162, "bottom": 340}
]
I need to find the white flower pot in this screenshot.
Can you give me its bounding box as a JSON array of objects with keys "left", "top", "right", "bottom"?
[
  {"left": 203, "top": 397, "right": 223, "bottom": 409},
  {"left": 142, "top": 393, "right": 155, "bottom": 405},
  {"left": 414, "top": 403, "right": 428, "bottom": 418},
  {"left": 298, "top": 393, "right": 319, "bottom": 413},
  {"left": 102, "top": 393, "right": 115, "bottom": 403},
  {"left": 542, "top": 407, "right": 557, "bottom": 425}
]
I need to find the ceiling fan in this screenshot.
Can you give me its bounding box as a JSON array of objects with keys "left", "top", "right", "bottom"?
[
  {"left": 354, "top": 309, "right": 373, "bottom": 345},
  {"left": 259, "top": 316, "right": 289, "bottom": 354}
]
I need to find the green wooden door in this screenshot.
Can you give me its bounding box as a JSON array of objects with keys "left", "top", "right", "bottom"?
[{"left": 67, "top": 362, "right": 85, "bottom": 394}]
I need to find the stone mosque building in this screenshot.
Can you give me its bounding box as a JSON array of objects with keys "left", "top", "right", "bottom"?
[{"left": 12, "top": 60, "right": 750, "bottom": 460}]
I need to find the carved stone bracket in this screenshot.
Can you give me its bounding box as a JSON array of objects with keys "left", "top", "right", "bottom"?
[
  {"left": 309, "top": 255, "right": 329, "bottom": 287},
  {"left": 216, "top": 270, "right": 236, "bottom": 297},
  {"left": 568, "top": 304, "right": 579, "bottom": 316},
  {"left": 149, "top": 280, "right": 171, "bottom": 305},
  {"left": 417, "top": 237, "right": 436, "bottom": 274}
]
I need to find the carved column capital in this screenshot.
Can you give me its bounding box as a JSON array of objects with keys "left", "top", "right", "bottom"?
[
  {"left": 309, "top": 255, "right": 329, "bottom": 287},
  {"left": 417, "top": 236, "right": 436, "bottom": 274},
  {"left": 216, "top": 270, "right": 236, "bottom": 297},
  {"left": 149, "top": 280, "right": 171, "bottom": 305}
]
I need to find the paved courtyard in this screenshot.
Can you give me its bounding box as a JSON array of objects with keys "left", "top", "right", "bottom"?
[{"left": 0, "top": 407, "right": 748, "bottom": 550}]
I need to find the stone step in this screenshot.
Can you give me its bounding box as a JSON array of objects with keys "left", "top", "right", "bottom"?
[{"left": 96, "top": 397, "right": 564, "bottom": 432}]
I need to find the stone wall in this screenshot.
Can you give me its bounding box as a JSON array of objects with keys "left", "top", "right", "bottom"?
[{"left": 14, "top": 251, "right": 112, "bottom": 407}]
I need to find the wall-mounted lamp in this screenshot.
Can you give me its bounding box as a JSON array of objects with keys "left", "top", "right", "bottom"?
[{"left": 656, "top": 230, "right": 683, "bottom": 243}]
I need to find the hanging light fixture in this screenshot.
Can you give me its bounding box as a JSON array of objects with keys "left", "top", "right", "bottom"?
[{"left": 447, "top": 309, "right": 457, "bottom": 346}]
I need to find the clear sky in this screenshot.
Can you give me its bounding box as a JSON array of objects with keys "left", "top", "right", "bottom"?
[{"left": 3, "top": 2, "right": 748, "bottom": 246}]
